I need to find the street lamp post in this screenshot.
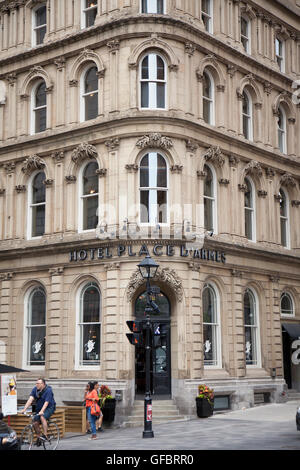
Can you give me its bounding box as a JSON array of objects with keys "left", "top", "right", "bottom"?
[{"left": 138, "top": 255, "right": 159, "bottom": 439}]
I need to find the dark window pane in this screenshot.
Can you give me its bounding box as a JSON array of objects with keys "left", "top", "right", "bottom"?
[
  {"left": 83, "top": 162, "right": 99, "bottom": 195},
  {"left": 281, "top": 218, "right": 287, "bottom": 246},
  {"left": 140, "top": 155, "right": 149, "bottom": 187},
  {"left": 35, "top": 82, "right": 46, "bottom": 107},
  {"left": 157, "top": 154, "right": 167, "bottom": 187},
  {"left": 203, "top": 99, "right": 211, "bottom": 123},
  {"left": 157, "top": 190, "right": 167, "bottom": 223},
  {"left": 140, "top": 190, "right": 149, "bottom": 223},
  {"left": 241, "top": 17, "right": 248, "bottom": 37},
  {"left": 85, "top": 67, "right": 98, "bottom": 93},
  {"left": 36, "top": 26, "right": 46, "bottom": 45},
  {"left": 157, "top": 0, "right": 164, "bottom": 13},
  {"left": 243, "top": 115, "right": 249, "bottom": 139},
  {"left": 156, "top": 82, "right": 165, "bottom": 108},
  {"left": 86, "top": 8, "right": 97, "bottom": 26},
  {"left": 32, "top": 204, "right": 45, "bottom": 237},
  {"left": 142, "top": 56, "right": 149, "bottom": 79},
  {"left": 244, "top": 179, "right": 252, "bottom": 208},
  {"left": 35, "top": 107, "right": 46, "bottom": 133},
  {"left": 31, "top": 290, "right": 46, "bottom": 325},
  {"left": 29, "top": 326, "right": 46, "bottom": 365},
  {"left": 204, "top": 166, "right": 213, "bottom": 197},
  {"left": 242, "top": 92, "right": 249, "bottom": 113},
  {"left": 202, "top": 0, "right": 210, "bottom": 14},
  {"left": 36, "top": 6, "right": 46, "bottom": 26},
  {"left": 141, "top": 82, "right": 149, "bottom": 108},
  {"left": 203, "top": 73, "right": 211, "bottom": 98},
  {"left": 245, "top": 208, "right": 252, "bottom": 239},
  {"left": 279, "top": 190, "right": 286, "bottom": 216},
  {"left": 85, "top": 94, "right": 98, "bottom": 120},
  {"left": 156, "top": 56, "right": 165, "bottom": 80},
  {"left": 203, "top": 288, "right": 215, "bottom": 323},
  {"left": 204, "top": 198, "right": 213, "bottom": 231},
  {"left": 32, "top": 172, "right": 46, "bottom": 204},
  {"left": 83, "top": 196, "right": 98, "bottom": 230},
  {"left": 83, "top": 286, "right": 100, "bottom": 323}
]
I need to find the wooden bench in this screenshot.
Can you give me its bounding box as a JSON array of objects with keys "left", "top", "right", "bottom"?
[{"left": 4, "top": 408, "right": 65, "bottom": 438}]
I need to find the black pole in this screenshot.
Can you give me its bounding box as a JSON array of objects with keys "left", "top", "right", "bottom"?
[{"left": 143, "top": 277, "right": 154, "bottom": 438}]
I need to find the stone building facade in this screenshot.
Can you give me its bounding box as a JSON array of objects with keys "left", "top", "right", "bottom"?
[{"left": 0, "top": 0, "right": 299, "bottom": 422}]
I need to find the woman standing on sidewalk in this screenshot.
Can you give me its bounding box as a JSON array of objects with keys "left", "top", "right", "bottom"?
[{"left": 85, "top": 381, "right": 100, "bottom": 440}]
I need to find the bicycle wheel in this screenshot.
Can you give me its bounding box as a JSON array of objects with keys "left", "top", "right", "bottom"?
[
  {"left": 42, "top": 421, "right": 60, "bottom": 450},
  {"left": 20, "top": 425, "right": 34, "bottom": 450}
]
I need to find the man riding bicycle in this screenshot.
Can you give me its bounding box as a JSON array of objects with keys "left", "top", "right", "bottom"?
[{"left": 20, "top": 378, "right": 56, "bottom": 444}]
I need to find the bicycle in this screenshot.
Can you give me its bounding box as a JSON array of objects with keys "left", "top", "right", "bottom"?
[{"left": 19, "top": 413, "right": 60, "bottom": 450}]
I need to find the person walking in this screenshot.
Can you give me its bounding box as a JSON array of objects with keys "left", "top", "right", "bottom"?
[
  {"left": 84, "top": 382, "right": 92, "bottom": 434},
  {"left": 85, "top": 381, "right": 99, "bottom": 440},
  {"left": 20, "top": 378, "right": 56, "bottom": 443}
]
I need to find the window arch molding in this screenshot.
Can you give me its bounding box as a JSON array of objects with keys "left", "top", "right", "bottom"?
[
  {"left": 74, "top": 278, "right": 102, "bottom": 369},
  {"left": 69, "top": 51, "right": 105, "bottom": 122},
  {"left": 280, "top": 291, "right": 295, "bottom": 317},
  {"left": 22, "top": 282, "right": 47, "bottom": 370},
  {"left": 20, "top": 68, "right": 53, "bottom": 135},
  {"left": 139, "top": 50, "right": 168, "bottom": 109},
  {"left": 79, "top": 63, "right": 99, "bottom": 122},
  {"left": 272, "top": 93, "right": 296, "bottom": 156},
  {"left": 237, "top": 77, "right": 263, "bottom": 142}
]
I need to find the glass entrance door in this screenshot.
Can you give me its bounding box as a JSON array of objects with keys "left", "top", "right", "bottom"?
[{"left": 135, "top": 291, "right": 171, "bottom": 396}]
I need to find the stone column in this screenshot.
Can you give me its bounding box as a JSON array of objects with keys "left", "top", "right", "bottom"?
[
  {"left": 52, "top": 151, "right": 65, "bottom": 233},
  {"left": 0, "top": 273, "right": 15, "bottom": 365},
  {"left": 107, "top": 40, "right": 120, "bottom": 114},
  {"left": 184, "top": 43, "right": 196, "bottom": 116},
  {"left": 231, "top": 270, "right": 246, "bottom": 378},
  {"left": 268, "top": 275, "right": 283, "bottom": 378},
  {"left": 54, "top": 57, "right": 66, "bottom": 127},
  {"left": 105, "top": 138, "right": 119, "bottom": 236},
  {"left": 104, "top": 263, "right": 121, "bottom": 380},
  {"left": 65, "top": 175, "right": 77, "bottom": 232},
  {"left": 189, "top": 265, "right": 202, "bottom": 379},
  {"left": 4, "top": 162, "right": 16, "bottom": 240},
  {"left": 6, "top": 74, "right": 17, "bottom": 139}
]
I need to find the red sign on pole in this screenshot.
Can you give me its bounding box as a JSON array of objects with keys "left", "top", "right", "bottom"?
[{"left": 147, "top": 404, "right": 152, "bottom": 422}]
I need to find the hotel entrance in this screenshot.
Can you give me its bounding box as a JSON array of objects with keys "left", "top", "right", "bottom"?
[{"left": 134, "top": 291, "right": 171, "bottom": 396}]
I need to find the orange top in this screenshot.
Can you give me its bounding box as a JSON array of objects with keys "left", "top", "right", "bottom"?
[{"left": 85, "top": 389, "right": 99, "bottom": 408}]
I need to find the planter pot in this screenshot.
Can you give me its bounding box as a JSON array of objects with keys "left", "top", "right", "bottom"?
[
  {"left": 196, "top": 397, "right": 214, "bottom": 418},
  {"left": 102, "top": 398, "right": 116, "bottom": 423}
]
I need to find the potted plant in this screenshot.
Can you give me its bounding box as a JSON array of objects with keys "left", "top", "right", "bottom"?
[
  {"left": 196, "top": 384, "right": 214, "bottom": 418},
  {"left": 99, "top": 385, "right": 116, "bottom": 423}
]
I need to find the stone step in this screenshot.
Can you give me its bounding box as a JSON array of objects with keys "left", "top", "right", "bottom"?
[
  {"left": 287, "top": 389, "right": 300, "bottom": 401},
  {"left": 122, "top": 399, "right": 188, "bottom": 428}
]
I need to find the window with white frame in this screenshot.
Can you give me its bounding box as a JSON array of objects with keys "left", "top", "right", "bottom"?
[
  {"left": 140, "top": 53, "right": 167, "bottom": 109},
  {"left": 80, "top": 161, "right": 99, "bottom": 231},
  {"left": 280, "top": 292, "right": 294, "bottom": 317},
  {"left": 244, "top": 177, "right": 255, "bottom": 241},
  {"left": 277, "top": 106, "right": 287, "bottom": 153},
  {"left": 32, "top": 4, "right": 46, "bottom": 46},
  {"left": 82, "top": 0, "right": 97, "bottom": 28},
  {"left": 32, "top": 80, "right": 47, "bottom": 134},
  {"left": 242, "top": 89, "right": 252, "bottom": 140},
  {"left": 279, "top": 188, "right": 289, "bottom": 248},
  {"left": 139, "top": 152, "right": 168, "bottom": 225},
  {"left": 203, "top": 283, "right": 221, "bottom": 367},
  {"left": 244, "top": 288, "right": 260, "bottom": 367},
  {"left": 275, "top": 37, "right": 285, "bottom": 72},
  {"left": 241, "top": 15, "right": 250, "bottom": 53},
  {"left": 201, "top": 0, "right": 213, "bottom": 33},
  {"left": 203, "top": 70, "right": 214, "bottom": 124},
  {"left": 81, "top": 65, "right": 98, "bottom": 121},
  {"left": 28, "top": 171, "right": 46, "bottom": 238},
  {"left": 78, "top": 282, "right": 101, "bottom": 366},
  {"left": 203, "top": 164, "right": 216, "bottom": 232},
  {"left": 25, "top": 287, "right": 46, "bottom": 367},
  {"left": 141, "top": 0, "right": 164, "bottom": 13}
]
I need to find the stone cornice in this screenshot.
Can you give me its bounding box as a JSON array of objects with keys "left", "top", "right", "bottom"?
[{"left": 0, "top": 14, "right": 296, "bottom": 92}]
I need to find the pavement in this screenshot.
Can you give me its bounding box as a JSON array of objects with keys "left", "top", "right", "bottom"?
[{"left": 54, "top": 400, "right": 300, "bottom": 452}]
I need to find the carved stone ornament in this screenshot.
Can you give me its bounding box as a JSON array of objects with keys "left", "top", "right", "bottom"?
[
  {"left": 203, "top": 146, "right": 225, "bottom": 167},
  {"left": 21, "top": 155, "right": 45, "bottom": 175},
  {"left": 71, "top": 142, "right": 98, "bottom": 164},
  {"left": 105, "top": 138, "right": 120, "bottom": 150},
  {"left": 280, "top": 173, "right": 297, "bottom": 188},
  {"left": 244, "top": 160, "right": 263, "bottom": 177},
  {"left": 136, "top": 133, "right": 173, "bottom": 151},
  {"left": 126, "top": 267, "right": 183, "bottom": 302}
]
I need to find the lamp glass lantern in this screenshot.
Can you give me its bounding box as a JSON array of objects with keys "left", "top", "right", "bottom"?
[{"left": 138, "top": 255, "right": 159, "bottom": 280}]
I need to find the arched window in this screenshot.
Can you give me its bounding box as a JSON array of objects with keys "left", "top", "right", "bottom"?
[
  {"left": 203, "top": 164, "right": 216, "bottom": 232},
  {"left": 141, "top": 0, "right": 164, "bottom": 13},
  {"left": 241, "top": 15, "right": 250, "bottom": 53},
  {"left": 279, "top": 188, "right": 289, "bottom": 248},
  {"left": 80, "top": 161, "right": 99, "bottom": 231},
  {"left": 139, "top": 152, "right": 168, "bottom": 224},
  {"left": 280, "top": 292, "right": 294, "bottom": 317},
  {"left": 32, "top": 81, "right": 47, "bottom": 134},
  {"left": 242, "top": 89, "right": 252, "bottom": 140},
  {"left": 25, "top": 287, "right": 46, "bottom": 367},
  {"left": 81, "top": 66, "right": 98, "bottom": 121},
  {"left": 28, "top": 171, "right": 46, "bottom": 238},
  {"left": 201, "top": 0, "right": 213, "bottom": 33},
  {"left": 202, "top": 283, "right": 221, "bottom": 367},
  {"left": 33, "top": 4, "right": 46, "bottom": 46},
  {"left": 82, "top": 0, "right": 97, "bottom": 28},
  {"left": 78, "top": 282, "right": 101, "bottom": 366},
  {"left": 203, "top": 70, "right": 214, "bottom": 124},
  {"left": 277, "top": 106, "right": 287, "bottom": 154},
  {"left": 244, "top": 288, "right": 260, "bottom": 367},
  {"left": 244, "top": 177, "right": 255, "bottom": 241},
  {"left": 140, "top": 53, "right": 166, "bottom": 109}
]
